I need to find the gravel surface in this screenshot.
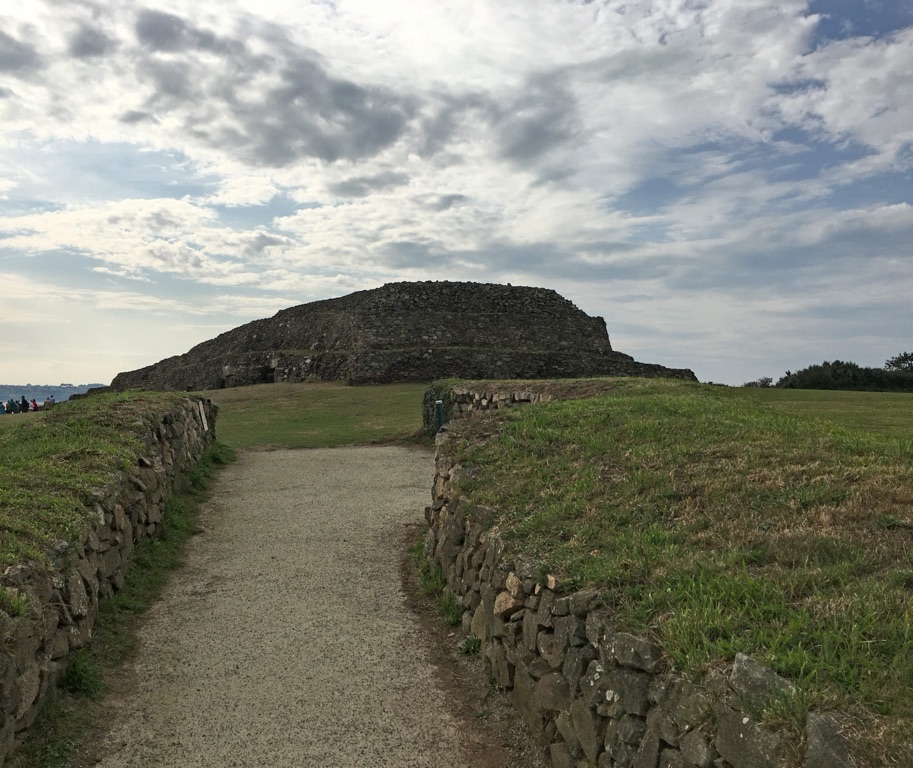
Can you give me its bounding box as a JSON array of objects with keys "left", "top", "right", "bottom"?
[{"left": 84, "top": 446, "right": 496, "bottom": 767}]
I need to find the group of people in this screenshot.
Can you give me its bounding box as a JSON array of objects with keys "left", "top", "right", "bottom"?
[{"left": 1, "top": 394, "right": 54, "bottom": 414}]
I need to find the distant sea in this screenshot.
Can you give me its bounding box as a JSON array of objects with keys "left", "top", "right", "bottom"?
[{"left": 0, "top": 383, "right": 107, "bottom": 406}]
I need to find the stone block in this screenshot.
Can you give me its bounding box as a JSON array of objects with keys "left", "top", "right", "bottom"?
[
  {"left": 532, "top": 672, "right": 573, "bottom": 714},
  {"left": 605, "top": 632, "right": 663, "bottom": 674},
  {"left": 563, "top": 643, "right": 598, "bottom": 692},
  {"left": 713, "top": 703, "right": 784, "bottom": 768},
  {"left": 570, "top": 696, "right": 604, "bottom": 763},
  {"left": 804, "top": 712, "right": 852, "bottom": 768},
  {"left": 550, "top": 741, "right": 579, "bottom": 768},
  {"left": 494, "top": 591, "right": 524, "bottom": 618},
  {"left": 601, "top": 668, "right": 652, "bottom": 717},
  {"left": 659, "top": 748, "right": 688, "bottom": 768},
  {"left": 556, "top": 712, "right": 584, "bottom": 758},
  {"left": 730, "top": 654, "right": 794, "bottom": 712},
  {"left": 679, "top": 729, "right": 717, "bottom": 768}
]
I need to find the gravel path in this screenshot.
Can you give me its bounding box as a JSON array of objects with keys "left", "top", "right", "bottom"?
[{"left": 90, "top": 446, "right": 475, "bottom": 768}]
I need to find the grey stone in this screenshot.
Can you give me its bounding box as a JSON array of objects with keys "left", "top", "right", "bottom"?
[
  {"left": 633, "top": 713, "right": 661, "bottom": 768},
  {"left": 555, "top": 614, "right": 588, "bottom": 648},
  {"left": 659, "top": 748, "right": 688, "bottom": 768},
  {"left": 586, "top": 609, "right": 612, "bottom": 645},
  {"left": 664, "top": 679, "right": 713, "bottom": 731},
  {"left": 569, "top": 588, "right": 601, "bottom": 616},
  {"left": 679, "top": 729, "right": 717, "bottom": 768},
  {"left": 601, "top": 668, "right": 652, "bottom": 717},
  {"left": 581, "top": 660, "right": 611, "bottom": 709},
  {"left": 538, "top": 630, "right": 567, "bottom": 669},
  {"left": 493, "top": 590, "right": 524, "bottom": 618},
  {"left": 64, "top": 573, "right": 89, "bottom": 619},
  {"left": 804, "top": 712, "right": 852, "bottom": 768},
  {"left": 730, "top": 654, "right": 794, "bottom": 712},
  {"left": 605, "top": 632, "right": 663, "bottom": 674},
  {"left": 570, "top": 696, "right": 604, "bottom": 763},
  {"left": 564, "top": 643, "right": 598, "bottom": 692},
  {"left": 607, "top": 714, "right": 648, "bottom": 747},
  {"left": 714, "top": 703, "right": 784, "bottom": 768},
  {"left": 550, "top": 741, "right": 579, "bottom": 768},
  {"left": 556, "top": 712, "right": 584, "bottom": 758},
  {"left": 532, "top": 672, "right": 573, "bottom": 713}
]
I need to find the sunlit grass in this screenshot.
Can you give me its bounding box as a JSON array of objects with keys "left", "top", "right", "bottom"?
[
  {"left": 208, "top": 381, "right": 429, "bottom": 449},
  {"left": 451, "top": 378, "right": 913, "bottom": 763}
]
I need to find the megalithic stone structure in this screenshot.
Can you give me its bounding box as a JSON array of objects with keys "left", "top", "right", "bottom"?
[{"left": 109, "top": 281, "right": 697, "bottom": 391}]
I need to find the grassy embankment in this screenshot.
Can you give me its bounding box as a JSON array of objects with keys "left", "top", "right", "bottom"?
[
  {"left": 450, "top": 379, "right": 913, "bottom": 765},
  {"left": 3, "top": 382, "right": 426, "bottom": 767},
  {"left": 1, "top": 393, "right": 235, "bottom": 768}
]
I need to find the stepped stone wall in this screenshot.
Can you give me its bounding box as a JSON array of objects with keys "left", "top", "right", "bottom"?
[
  {"left": 110, "top": 282, "right": 696, "bottom": 391},
  {"left": 425, "top": 426, "right": 854, "bottom": 768},
  {"left": 0, "top": 398, "right": 216, "bottom": 763}
]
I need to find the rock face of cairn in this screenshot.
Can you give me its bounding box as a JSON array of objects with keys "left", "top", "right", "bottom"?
[{"left": 110, "top": 281, "right": 697, "bottom": 390}]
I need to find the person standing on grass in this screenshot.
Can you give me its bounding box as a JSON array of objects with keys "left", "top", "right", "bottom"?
[
  {"left": 30, "top": 399, "right": 39, "bottom": 411},
  {"left": 20, "top": 396, "right": 29, "bottom": 414}
]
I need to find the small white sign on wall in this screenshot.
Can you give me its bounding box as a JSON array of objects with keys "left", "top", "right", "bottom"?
[{"left": 199, "top": 401, "right": 209, "bottom": 432}]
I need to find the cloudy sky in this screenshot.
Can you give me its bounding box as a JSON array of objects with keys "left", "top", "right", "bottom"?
[{"left": 1, "top": 0, "right": 911, "bottom": 386}]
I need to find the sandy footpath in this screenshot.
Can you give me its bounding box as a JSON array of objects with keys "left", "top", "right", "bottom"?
[{"left": 89, "top": 446, "right": 475, "bottom": 768}]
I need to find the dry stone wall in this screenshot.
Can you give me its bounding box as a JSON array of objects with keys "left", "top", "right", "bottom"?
[
  {"left": 425, "top": 428, "right": 854, "bottom": 768},
  {"left": 0, "top": 398, "right": 217, "bottom": 763}
]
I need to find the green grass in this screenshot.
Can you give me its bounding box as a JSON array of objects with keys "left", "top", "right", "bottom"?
[
  {"left": 7, "top": 440, "right": 235, "bottom": 768},
  {"left": 209, "top": 381, "right": 429, "bottom": 449},
  {"left": 451, "top": 378, "right": 913, "bottom": 764},
  {"left": 742, "top": 387, "right": 913, "bottom": 438},
  {"left": 0, "top": 391, "right": 208, "bottom": 567}
]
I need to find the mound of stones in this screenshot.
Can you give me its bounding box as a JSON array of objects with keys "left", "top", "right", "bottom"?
[{"left": 110, "top": 281, "right": 696, "bottom": 390}]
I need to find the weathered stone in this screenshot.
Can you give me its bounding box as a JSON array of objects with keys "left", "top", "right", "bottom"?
[
  {"left": 554, "top": 615, "right": 588, "bottom": 649},
  {"left": 605, "top": 632, "right": 663, "bottom": 674},
  {"left": 494, "top": 591, "right": 525, "bottom": 618},
  {"left": 663, "top": 679, "right": 713, "bottom": 731},
  {"left": 550, "top": 741, "right": 579, "bottom": 768},
  {"left": 569, "top": 588, "right": 601, "bottom": 616},
  {"left": 714, "top": 703, "right": 784, "bottom": 768},
  {"left": 532, "top": 672, "right": 573, "bottom": 713},
  {"left": 538, "top": 630, "right": 567, "bottom": 669},
  {"left": 556, "top": 712, "right": 584, "bottom": 758},
  {"left": 506, "top": 571, "right": 523, "bottom": 597},
  {"left": 804, "top": 712, "right": 852, "bottom": 768},
  {"left": 607, "top": 714, "right": 648, "bottom": 748},
  {"left": 601, "top": 668, "right": 652, "bottom": 717},
  {"left": 64, "top": 573, "right": 89, "bottom": 619},
  {"left": 633, "top": 712, "right": 661, "bottom": 768},
  {"left": 659, "top": 748, "right": 689, "bottom": 768},
  {"left": 487, "top": 639, "right": 515, "bottom": 689},
  {"left": 563, "top": 643, "right": 598, "bottom": 692},
  {"left": 679, "top": 729, "right": 717, "bottom": 768},
  {"left": 585, "top": 609, "right": 612, "bottom": 645},
  {"left": 13, "top": 667, "right": 40, "bottom": 724},
  {"left": 730, "top": 654, "right": 794, "bottom": 712},
  {"left": 581, "top": 660, "right": 611, "bottom": 709},
  {"left": 570, "top": 696, "right": 604, "bottom": 763}
]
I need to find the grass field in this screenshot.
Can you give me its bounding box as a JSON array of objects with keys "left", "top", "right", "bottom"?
[
  {"left": 207, "top": 381, "right": 429, "bottom": 449},
  {"left": 742, "top": 386, "right": 913, "bottom": 438},
  {"left": 451, "top": 378, "right": 913, "bottom": 764}
]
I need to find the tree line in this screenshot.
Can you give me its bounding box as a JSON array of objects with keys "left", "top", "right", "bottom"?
[{"left": 745, "top": 352, "right": 913, "bottom": 391}]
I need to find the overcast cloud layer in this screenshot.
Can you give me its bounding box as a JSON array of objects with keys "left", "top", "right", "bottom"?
[{"left": 1, "top": 0, "right": 911, "bottom": 385}]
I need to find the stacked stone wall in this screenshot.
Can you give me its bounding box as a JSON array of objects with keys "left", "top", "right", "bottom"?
[
  {"left": 0, "top": 399, "right": 217, "bottom": 763},
  {"left": 110, "top": 281, "right": 697, "bottom": 391},
  {"left": 425, "top": 429, "right": 853, "bottom": 768}
]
